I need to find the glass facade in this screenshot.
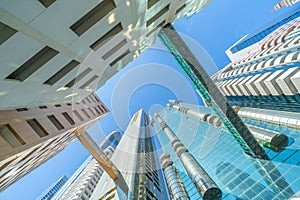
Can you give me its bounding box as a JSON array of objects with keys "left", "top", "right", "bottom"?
[
  {"left": 229, "top": 7, "right": 300, "bottom": 53},
  {"left": 153, "top": 102, "right": 300, "bottom": 200}
]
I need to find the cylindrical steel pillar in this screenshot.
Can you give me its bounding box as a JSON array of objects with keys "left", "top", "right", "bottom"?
[
  {"left": 155, "top": 114, "right": 222, "bottom": 200},
  {"left": 167, "top": 103, "right": 222, "bottom": 128},
  {"left": 160, "top": 153, "right": 189, "bottom": 200},
  {"left": 167, "top": 103, "right": 288, "bottom": 151}
]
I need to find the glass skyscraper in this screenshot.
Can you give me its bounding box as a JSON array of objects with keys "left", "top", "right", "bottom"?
[
  {"left": 90, "top": 109, "right": 169, "bottom": 200},
  {"left": 37, "top": 176, "right": 68, "bottom": 200},
  {"left": 153, "top": 101, "right": 300, "bottom": 200}
]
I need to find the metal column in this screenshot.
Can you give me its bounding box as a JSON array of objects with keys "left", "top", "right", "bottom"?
[
  {"left": 160, "top": 153, "right": 189, "bottom": 200},
  {"left": 158, "top": 24, "right": 268, "bottom": 159},
  {"left": 155, "top": 114, "right": 222, "bottom": 200}
]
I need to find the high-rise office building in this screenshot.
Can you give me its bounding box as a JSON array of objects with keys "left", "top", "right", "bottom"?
[
  {"left": 272, "top": 0, "right": 299, "bottom": 11},
  {"left": 0, "top": 1, "right": 211, "bottom": 190},
  {"left": 0, "top": 0, "right": 210, "bottom": 110},
  {"left": 90, "top": 109, "right": 169, "bottom": 200},
  {"left": 52, "top": 131, "right": 121, "bottom": 200},
  {"left": 37, "top": 175, "right": 68, "bottom": 200},
  {"left": 212, "top": 7, "right": 300, "bottom": 112},
  {"left": 153, "top": 101, "right": 300, "bottom": 199},
  {"left": 0, "top": 93, "right": 109, "bottom": 191}
]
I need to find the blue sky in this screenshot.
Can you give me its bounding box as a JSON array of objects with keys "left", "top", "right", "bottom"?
[{"left": 0, "top": 0, "right": 296, "bottom": 199}]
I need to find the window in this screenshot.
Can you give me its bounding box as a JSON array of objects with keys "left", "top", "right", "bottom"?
[
  {"left": 102, "top": 39, "right": 127, "bottom": 60},
  {"left": 146, "top": 4, "right": 169, "bottom": 27},
  {"left": 16, "top": 108, "right": 28, "bottom": 112},
  {"left": 110, "top": 49, "right": 130, "bottom": 66},
  {"left": 0, "top": 124, "right": 25, "bottom": 148},
  {"left": 47, "top": 115, "right": 64, "bottom": 130},
  {"left": 65, "top": 68, "right": 92, "bottom": 88},
  {"left": 44, "top": 60, "right": 79, "bottom": 85},
  {"left": 66, "top": 103, "right": 72, "bottom": 106},
  {"left": 39, "top": 105, "right": 47, "bottom": 109},
  {"left": 6, "top": 46, "right": 58, "bottom": 82},
  {"left": 86, "top": 97, "right": 91, "bottom": 103},
  {"left": 292, "top": 52, "right": 300, "bottom": 61},
  {"left": 148, "top": 0, "right": 159, "bottom": 9},
  {"left": 54, "top": 104, "right": 61, "bottom": 107},
  {"left": 70, "top": 0, "right": 116, "bottom": 36},
  {"left": 38, "top": 0, "right": 56, "bottom": 8},
  {"left": 146, "top": 20, "right": 165, "bottom": 37},
  {"left": 0, "top": 22, "right": 17, "bottom": 45},
  {"left": 62, "top": 112, "right": 75, "bottom": 125},
  {"left": 82, "top": 109, "right": 91, "bottom": 118},
  {"left": 26, "top": 119, "right": 49, "bottom": 137},
  {"left": 176, "top": 4, "right": 186, "bottom": 15},
  {"left": 94, "top": 107, "right": 101, "bottom": 115},
  {"left": 101, "top": 105, "right": 108, "bottom": 112},
  {"left": 0, "top": 157, "right": 17, "bottom": 171},
  {"left": 90, "top": 96, "right": 96, "bottom": 103},
  {"left": 90, "top": 23, "right": 123, "bottom": 51},
  {"left": 73, "top": 110, "right": 84, "bottom": 121},
  {"left": 94, "top": 95, "right": 100, "bottom": 102},
  {"left": 79, "top": 75, "right": 99, "bottom": 89},
  {"left": 98, "top": 105, "right": 104, "bottom": 113}
]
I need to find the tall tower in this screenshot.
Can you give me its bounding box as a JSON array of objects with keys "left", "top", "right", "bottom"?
[
  {"left": 90, "top": 109, "right": 169, "bottom": 200},
  {"left": 212, "top": 7, "right": 300, "bottom": 112},
  {"left": 37, "top": 175, "right": 68, "bottom": 200}
]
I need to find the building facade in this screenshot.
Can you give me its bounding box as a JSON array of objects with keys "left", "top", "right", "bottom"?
[
  {"left": 213, "top": 7, "right": 300, "bottom": 112},
  {"left": 272, "top": 0, "right": 299, "bottom": 12},
  {"left": 0, "top": 0, "right": 210, "bottom": 110},
  {"left": 90, "top": 109, "right": 169, "bottom": 200},
  {"left": 52, "top": 131, "right": 121, "bottom": 200},
  {"left": 153, "top": 101, "right": 300, "bottom": 199},
  {"left": 37, "top": 175, "right": 68, "bottom": 200},
  {"left": 0, "top": 93, "right": 109, "bottom": 191}
]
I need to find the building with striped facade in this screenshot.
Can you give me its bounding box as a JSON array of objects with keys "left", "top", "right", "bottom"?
[
  {"left": 0, "top": 0, "right": 210, "bottom": 110},
  {"left": 213, "top": 6, "right": 300, "bottom": 112},
  {"left": 0, "top": 93, "right": 109, "bottom": 191},
  {"left": 37, "top": 176, "right": 68, "bottom": 200}
]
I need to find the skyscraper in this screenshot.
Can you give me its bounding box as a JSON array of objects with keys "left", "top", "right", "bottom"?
[
  {"left": 37, "top": 175, "right": 68, "bottom": 200},
  {"left": 0, "top": 93, "right": 109, "bottom": 191},
  {"left": 153, "top": 101, "right": 300, "bottom": 199},
  {"left": 0, "top": 1, "right": 212, "bottom": 191},
  {"left": 212, "top": 7, "right": 300, "bottom": 112},
  {"left": 52, "top": 131, "right": 121, "bottom": 200},
  {"left": 271, "top": 0, "right": 299, "bottom": 11},
  {"left": 90, "top": 109, "right": 169, "bottom": 200},
  {"left": 0, "top": 0, "right": 210, "bottom": 110}
]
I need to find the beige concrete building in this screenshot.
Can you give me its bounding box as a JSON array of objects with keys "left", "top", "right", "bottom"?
[{"left": 0, "top": 93, "right": 109, "bottom": 191}]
